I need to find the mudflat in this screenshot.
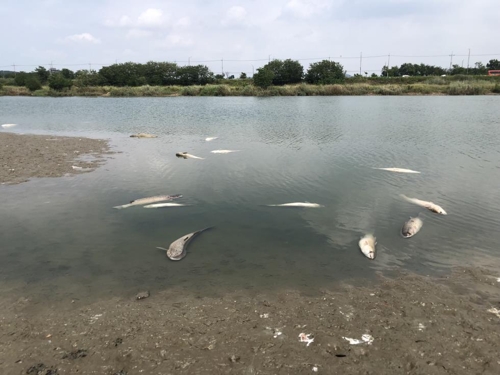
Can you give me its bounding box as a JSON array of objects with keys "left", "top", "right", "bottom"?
[
  {"left": 0, "top": 132, "right": 111, "bottom": 185},
  {"left": 1, "top": 267, "right": 499, "bottom": 375}
]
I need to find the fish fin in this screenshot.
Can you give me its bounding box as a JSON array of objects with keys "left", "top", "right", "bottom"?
[
  {"left": 156, "top": 247, "right": 168, "bottom": 251},
  {"left": 113, "top": 204, "right": 132, "bottom": 209}
]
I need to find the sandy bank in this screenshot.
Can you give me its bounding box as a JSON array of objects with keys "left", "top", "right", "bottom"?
[
  {"left": 0, "top": 132, "right": 111, "bottom": 185},
  {"left": 1, "top": 267, "right": 499, "bottom": 375}
]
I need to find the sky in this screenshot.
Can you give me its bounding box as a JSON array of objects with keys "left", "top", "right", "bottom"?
[{"left": 1, "top": 0, "right": 499, "bottom": 76}]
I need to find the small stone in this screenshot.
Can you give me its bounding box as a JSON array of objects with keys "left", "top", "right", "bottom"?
[
  {"left": 160, "top": 350, "right": 167, "bottom": 358},
  {"left": 229, "top": 355, "right": 240, "bottom": 363},
  {"left": 136, "top": 291, "right": 150, "bottom": 300}
]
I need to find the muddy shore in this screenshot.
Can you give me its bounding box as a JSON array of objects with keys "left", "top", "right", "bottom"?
[
  {"left": 0, "top": 132, "right": 111, "bottom": 185},
  {"left": 1, "top": 267, "right": 500, "bottom": 375}
]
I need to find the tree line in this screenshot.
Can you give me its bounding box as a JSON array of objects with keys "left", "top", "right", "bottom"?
[{"left": 2, "top": 58, "right": 499, "bottom": 91}]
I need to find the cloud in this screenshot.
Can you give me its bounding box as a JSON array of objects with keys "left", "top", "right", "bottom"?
[
  {"left": 137, "top": 8, "right": 165, "bottom": 27},
  {"left": 62, "top": 33, "right": 101, "bottom": 44},
  {"left": 105, "top": 8, "right": 167, "bottom": 28},
  {"left": 165, "top": 33, "right": 194, "bottom": 47},
  {"left": 284, "top": 0, "right": 333, "bottom": 18},
  {"left": 222, "top": 6, "right": 248, "bottom": 26},
  {"left": 175, "top": 17, "right": 191, "bottom": 29},
  {"left": 126, "top": 29, "right": 153, "bottom": 39}
]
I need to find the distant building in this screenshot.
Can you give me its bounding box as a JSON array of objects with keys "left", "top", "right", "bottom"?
[{"left": 49, "top": 68, "right": 61, "bottom": 74}]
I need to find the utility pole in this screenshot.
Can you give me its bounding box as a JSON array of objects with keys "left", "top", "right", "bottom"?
[
  {"left": 466, "top": 48, "right": 470, "bottom": 75},
  {"left": 89, "top": 63, "right": 92, "bottom": 72},
  {"left": 251, "top": 64, "right": 254, "bottom": 76},
  {"left": 359, "top": 52, "right": 362, "bottom": 75},
  {"left": 268, "top": 54, "right": 271, "bottom": 62},
  {"left": 13, "top": 63, "right": 16, "bottom": 77},
  {"left": 449, "top": 51, "right": 454, "bottom": 70},
  {"left": 188, "top": 57, "right": 191, "bottom": 66},
  {"left": 50, "top": 61, "right": 53, "bottom": 74},
  {"left": 221, "top": 59, "right": 224, "bottom": 76},
  {"left": 387, "top": 54, "right": 391, "bottom": 77}
]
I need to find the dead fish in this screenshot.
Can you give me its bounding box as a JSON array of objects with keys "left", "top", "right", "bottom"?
[
  {"left": 144, "top": 203, "right": 189, "bottom": 208},
  {"left": 358, "top": 234, "right": 376, "bottom": 260},
  {"left": 175, "top": 152, "right": 205, "bottom": 160},
  {"left": 130, "top": 133, "right": 158, "bottom": 138},
  {"left": 113, "top": 194, "right": 182, "bottom": 209},
  {"left": 372, "top": 167, "right": 420, "bottom": 174},
  {"left": 267, "top": 202, "right": 323, "bottom": 208},
  {"left": 401, "top": 215, "right": 423, "bottom": 238},
  {"left": 157, "top": 227, "right": 213, "bottom": 261},
  {"left": 205, "top": 137, "right": 218, "bottom": 141},
  {"left": 400, "top": 194, "right": 447, "bottom": 215},
  {"left": 1, "top": 124, "right": 17, "bottom": 128},
  {"left": 210, "top": 150, "right": 240, "bottom": 154}
]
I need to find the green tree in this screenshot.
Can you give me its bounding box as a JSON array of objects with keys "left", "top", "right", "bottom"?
[
  {"left": 48, "top": 73, "right": 73, "bottom": 90},
  {"left": 98, "top": 62, "right": 145, "bottom": 86},
  {"left": 14, "top": 72, "right": 29, "bottom": 86},
  {"left": 61, "top": 68, "right": 75, "bottom": 79},
  {"left": 305, "top": 60, "right": 345, "bottom": 84},
  {"left": 381, "top": 65, "right": 400, "bottom": 77},
  {"left": 176, "top": 65, "right": 215, "bottom": 86},
  {"left": 143, "top": 61, "right": 178, "bottom": 85},
  {"left": 261, "top": 59, "right": 303, "bottom": 85},
  {"left": 252, "top": 68, "right": 274, "bottom": 88},
  {"left": 486, "top": 59, "right": 500, "bottom": 70},
  {"left": 239, "top": 72, "right": 247, "bottom": 79},
  {"left": 74, "top": 70, "right": 102, "bottom": 87},
  {"left": 35, "top": 66, "right": 50, "bottom": 83},
  {"left": 25, "top": 75, "right": 42, "bottom": 91}
]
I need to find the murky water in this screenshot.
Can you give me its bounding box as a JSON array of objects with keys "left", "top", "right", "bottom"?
[{"left": 1, "top": 96, "right": 500, "bottom": 301}]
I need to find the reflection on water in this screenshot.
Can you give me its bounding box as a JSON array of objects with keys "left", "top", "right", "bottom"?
[{"left": 1, "top": 96, "right": 500, "bottom": 302}]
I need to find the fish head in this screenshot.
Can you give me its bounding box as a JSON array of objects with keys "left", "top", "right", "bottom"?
[
  {"left": 431, "top": 205, "right": 447, "bottom": 215},
  {"left": 361, "top": 246, "right": 376, "bottom": 260},
  {"left": 167, "top": 247, "right": 185, "bottom": 261}
]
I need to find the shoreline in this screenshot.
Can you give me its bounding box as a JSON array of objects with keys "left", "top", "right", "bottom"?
[
  {"left": 0, "top": 132, "right": 112, "bottom": 185},
  {"left": 0, "top": 266, "right": 499, "bottom": 374},
  {"left": 1, "top": 80, "right": 499, "bottom": 97}
]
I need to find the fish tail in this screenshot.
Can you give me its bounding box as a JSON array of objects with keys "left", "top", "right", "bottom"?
[
  {"left": 198, "top": 226, "right": 214, "bottom": 233},
  {"left": 113, "top": 204, "right": 132, "bottom": 209}
]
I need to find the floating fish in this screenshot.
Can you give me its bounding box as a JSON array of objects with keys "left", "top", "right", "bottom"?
[
  {"left": 175, "top": 152, "right": 205, "bottom": 160},
  {"left": 400, "top": 194, "right": 447, "bottom": 215},
  {"left": 144, "top": 203, "right": 189, "bottom": 208},
  {"left": 71, "top": 166, "right": 84, "bottom": 170},
  {"left": 372, "top": 167, "right": 420, "bottom": 174},
  {"left": 359, "top": 234, "right": 376, "bottom": 260},
  {"left": 267, "top": 202, "right": 323, "bottom": 208},
  {"left": 157, "top": 227, "right": 212, "bottom": 261},
  {"left": 1, "top": 124, "right": 17, "bottom": 128},
  {"left": 130, "top": 133, "right": 158, "bottom": 138},
  {"left": 205, "top": 137, "right": 218, "bottom": 141},
  {"left": 401, "top": 215, "right": 423, "bottom": 238},
  {"left": 113, "top": 194, "right": 182, "bottom": 209},
  {"left": 210, "top": 150, "right": 240, "bottom": 154}
]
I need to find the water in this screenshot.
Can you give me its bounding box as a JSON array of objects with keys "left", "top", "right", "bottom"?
[{"left": 1, "top": 96, "right": 500, "bottom": 301}]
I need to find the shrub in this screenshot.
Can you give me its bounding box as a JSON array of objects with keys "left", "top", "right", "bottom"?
[
  {"left": 493, "top": 83, "right": 500, "bottom": 94},
  {"left": 48, "top": 74, "right": 73, "bottom": 90},
  {"left": 25, "top": 76, "right": 42, "bottom": 91}
]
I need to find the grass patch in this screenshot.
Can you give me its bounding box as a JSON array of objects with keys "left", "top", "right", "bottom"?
[{"left": 1, "top": 78, "right": 499, "bottom": 97}]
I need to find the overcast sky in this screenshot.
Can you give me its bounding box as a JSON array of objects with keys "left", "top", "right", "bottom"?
[{"left": 1, "top": 0, "right": 499, "bottom": 75}]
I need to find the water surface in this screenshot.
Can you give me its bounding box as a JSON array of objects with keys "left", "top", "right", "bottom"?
[{"left": 1, "top": 96, "right": 499, "bottom": 301}]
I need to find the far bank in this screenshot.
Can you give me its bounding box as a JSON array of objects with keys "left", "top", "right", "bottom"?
[{"left": 1, "top": 79, "right": 500, "bottom": 98}]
